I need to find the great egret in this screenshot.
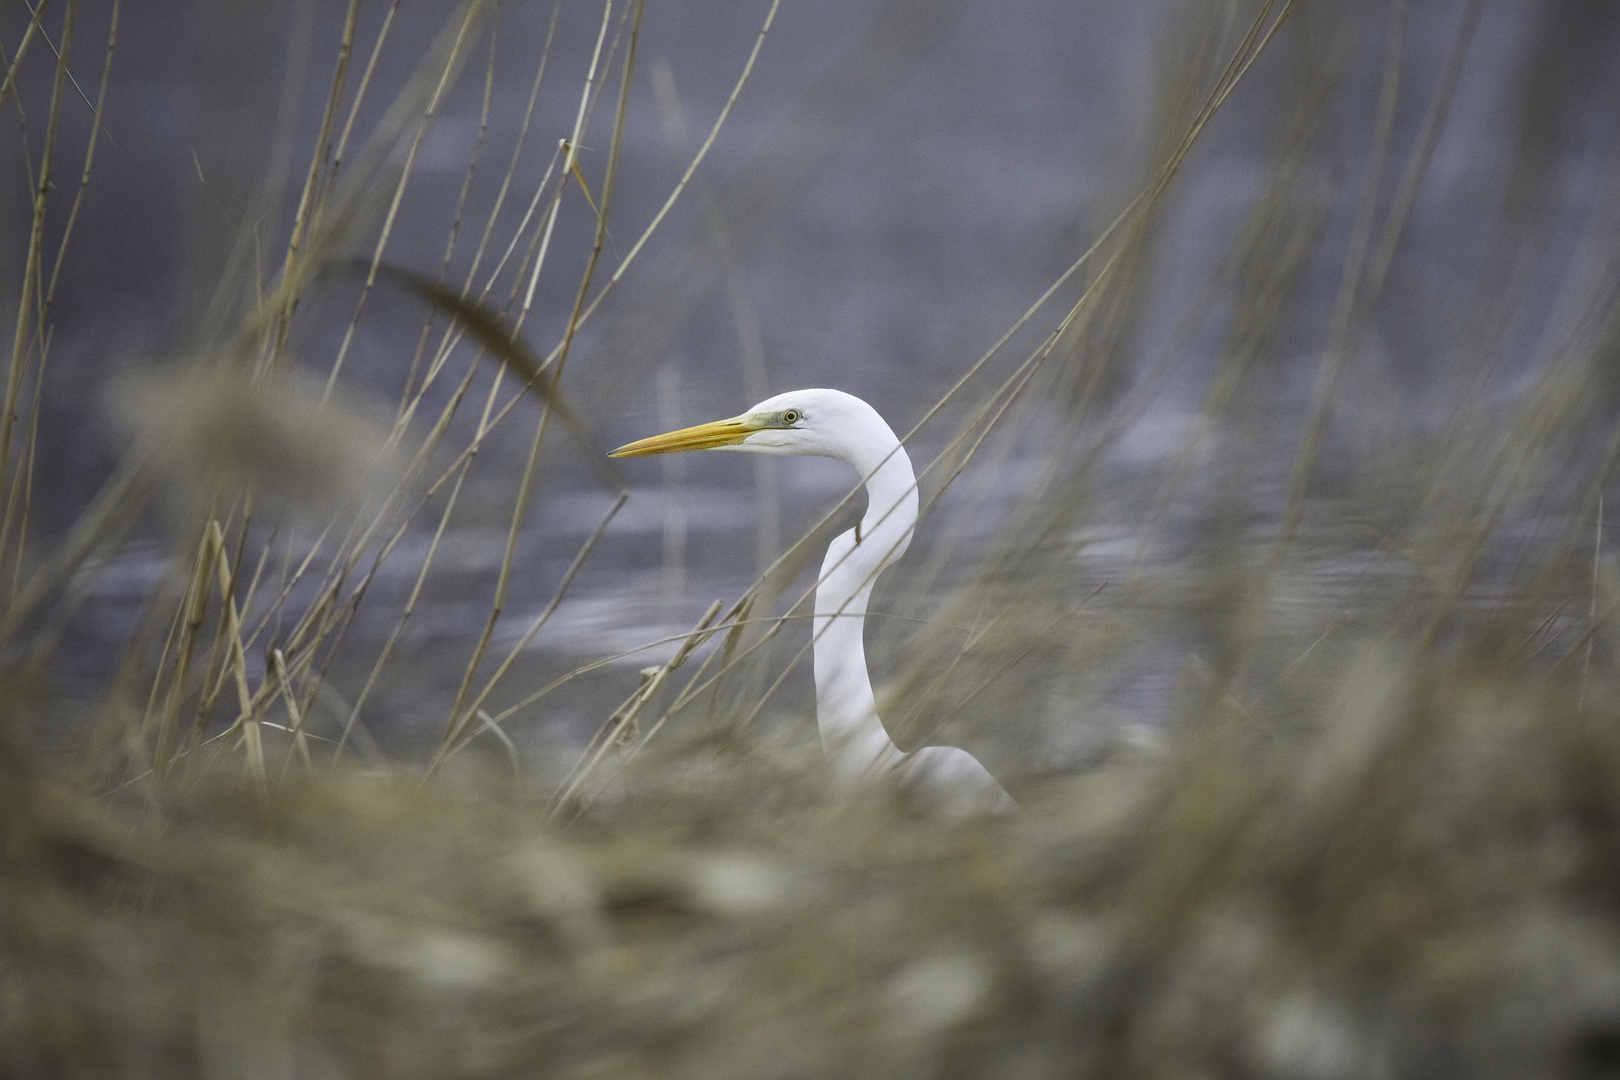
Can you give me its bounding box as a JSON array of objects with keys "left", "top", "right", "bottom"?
[{"left": 611, "top": 388, "right": 1014, "bottom": 813}]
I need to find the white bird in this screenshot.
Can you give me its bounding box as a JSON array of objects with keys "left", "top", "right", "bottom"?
[{"left": 611, "top": 388, "right": 1014, "bottom": 813}]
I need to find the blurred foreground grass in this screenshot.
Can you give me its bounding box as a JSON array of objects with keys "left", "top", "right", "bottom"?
[
  {"left": 8, "top": 649, "right": 1620, "bottom": 1077},
  {"left": 4, "top": 0, "right": 1620, "bottom": 1076}
]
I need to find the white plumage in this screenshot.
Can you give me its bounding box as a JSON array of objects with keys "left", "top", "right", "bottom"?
[{"left": 613, "top": 388, "right": 1014, "bottom": 813}]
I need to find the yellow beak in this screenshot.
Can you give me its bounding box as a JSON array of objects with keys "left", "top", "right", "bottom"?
[{"left": 608, "top": 415, "right": 761, "bottom": 457}]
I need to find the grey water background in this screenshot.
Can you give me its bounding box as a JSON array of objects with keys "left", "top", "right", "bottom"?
[{"left": 7, "top": 0, "right": 1618, "bottom": 767}]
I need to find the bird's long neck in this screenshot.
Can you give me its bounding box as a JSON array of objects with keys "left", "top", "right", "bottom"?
[{"left": 812, "top": 434, "right": 919, "bottom": 790}]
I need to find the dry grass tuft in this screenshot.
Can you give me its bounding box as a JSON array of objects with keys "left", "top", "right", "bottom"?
[
  {"left": 6, "top": 649, "right": 1620, "bottom": 1077},
  {"left": 111, "top": 364, "right": 404, "bottom": 523}
]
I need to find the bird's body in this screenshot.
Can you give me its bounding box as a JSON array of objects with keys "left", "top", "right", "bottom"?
[{"left": 612, "top": 389, "right": 1013, "bottom": 813}]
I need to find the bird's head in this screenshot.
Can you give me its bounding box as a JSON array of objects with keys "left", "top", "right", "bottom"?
[{"left": 609, "top": 388, "right": 897, "bottom": 466}]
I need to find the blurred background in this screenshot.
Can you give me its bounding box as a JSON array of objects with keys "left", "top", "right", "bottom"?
[{"left": 3, "top": 0, "right": 1618, "bottom": 775}]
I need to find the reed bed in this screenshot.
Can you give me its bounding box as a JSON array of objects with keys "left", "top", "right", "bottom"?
[{"left": 2, "top": 0, "right": 1618, "bottom": 1076}]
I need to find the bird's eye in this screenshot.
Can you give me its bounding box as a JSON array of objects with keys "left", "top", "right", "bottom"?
[{"left": 781, "top": 409, "right": 801, "bottom": 425}]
